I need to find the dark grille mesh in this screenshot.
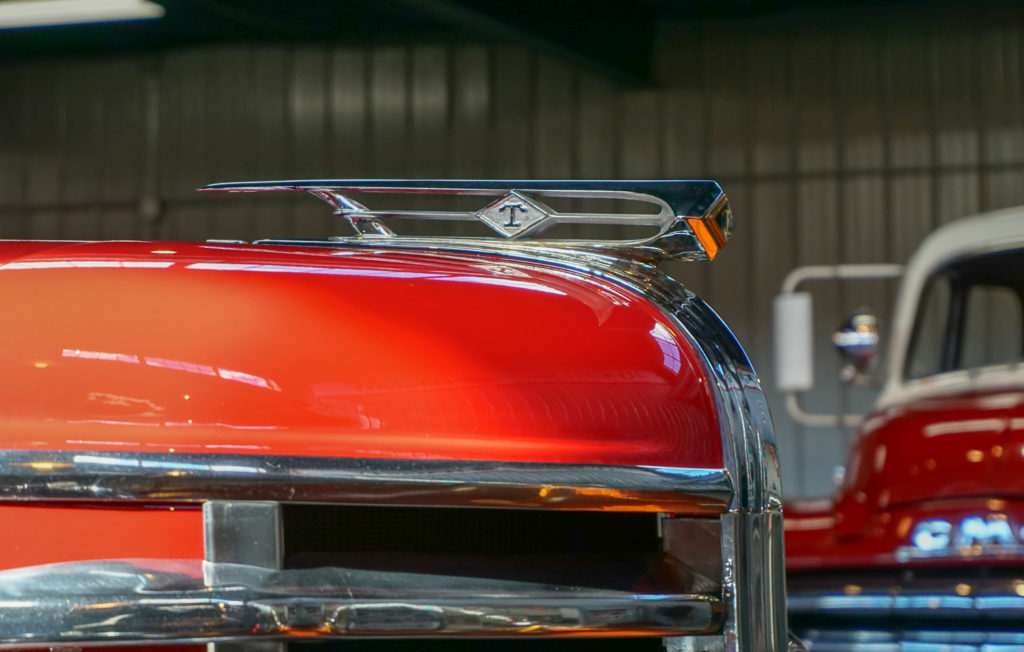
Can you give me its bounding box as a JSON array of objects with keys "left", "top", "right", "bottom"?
[
  {"left": 284, "top": 504, "right": 659, "bottom": 555},
  {"left": 283, "top": 504, "right": 663, "bottom": 590}
]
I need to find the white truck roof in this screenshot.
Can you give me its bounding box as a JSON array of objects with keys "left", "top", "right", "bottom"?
[{"left": 880, "top": 206, "right": 1024, "bottom": 408}]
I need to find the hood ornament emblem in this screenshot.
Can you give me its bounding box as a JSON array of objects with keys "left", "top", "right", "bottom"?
[
  {"left": 199, "top": 179, "right": 734, "bottom": 262},
  {"left": 475, "top": 191, "right": 553, "bottom": 239}
]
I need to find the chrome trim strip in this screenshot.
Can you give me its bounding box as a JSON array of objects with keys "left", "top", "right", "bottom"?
[
  {"left": 795, "top": 629, "right": 1024, "bottom": 652},
  {"left": 199, "top": 179, "right": 731, "bottom": 261},
  {"left": 253, "top": 235, "right": 668, "bottom": 277},
  {"left": 641, "top": 272, "right": 786, "bottom": 652},
  {"left": 789, "top": 577, "right": 1024, "bottom": 618},
  {"left": 0, "top": 560, "right": 721, "bottom": 645},
  {"left": 0, "top": 450, "right": 731, "bottom": 512}
]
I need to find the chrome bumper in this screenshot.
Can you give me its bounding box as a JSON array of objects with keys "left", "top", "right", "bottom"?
[
  {"left": 0, "top": 560, "right": 720, "bottom": 646},
  {"left": 795, "top": 630, "right": 1024, "bottom": 651},
  {"left": 788, "top": 575, "right": 1024, "bottom": 619},
  {"left": 789, "top": 572, "right": 1024, "bottom": 651}
]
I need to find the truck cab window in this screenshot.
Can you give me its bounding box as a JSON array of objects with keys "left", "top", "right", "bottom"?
[
  {"left": 961, "top": 284, "right": 1022, "bottom": 369},
  {"left": 906, "top": 248, "right": 1024, "bottom": 379},
  {"left": 906, "top": 273, "right": 952, "bottom": 379}
]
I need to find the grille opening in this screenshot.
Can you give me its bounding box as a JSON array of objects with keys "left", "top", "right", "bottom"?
[{"left": 283, "top": 505, "right": 672, "bottom": 592}]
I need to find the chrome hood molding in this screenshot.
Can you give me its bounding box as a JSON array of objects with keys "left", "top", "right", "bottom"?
[{"left": 0, "top": 451, "right": 731, "bottom": 512}]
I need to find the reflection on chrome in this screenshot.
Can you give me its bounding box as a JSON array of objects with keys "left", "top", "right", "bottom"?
[
  {"left": 789, "top": 575, "right": 1024, "bottom": 617},
  {"left": 796, "top": 629, "right": 1024, "bottom": 651},
  {"left": 0, "top": 450, "right": 731, "bottom": 511},
  {"left": 0, "top": 560, "right": 720, "bottom": 644},
  {"left": 68, "top": 454, "right": 263, "bottom": 476}
]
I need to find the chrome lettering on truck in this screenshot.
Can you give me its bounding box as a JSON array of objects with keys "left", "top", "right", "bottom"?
[{"left": 899, "top": 515, "right": 1022, "bottom": 560}]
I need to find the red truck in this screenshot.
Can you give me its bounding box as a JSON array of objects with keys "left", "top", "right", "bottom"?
[
  {"left": 0, "top": 180, "right": 790, "bottom": 651},
  {"left": 780, "top": 208, "right": 1024, "bottom": 649}
]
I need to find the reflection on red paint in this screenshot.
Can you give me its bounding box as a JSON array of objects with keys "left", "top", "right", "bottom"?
[
  {"left": 61, "top": 349, "right": 281, "bottom": 391},
  {"left": 0, "top": 241, "right": 721, "bottom": 469}
]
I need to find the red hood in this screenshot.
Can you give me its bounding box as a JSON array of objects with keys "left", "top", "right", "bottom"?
[
  {"left": 0, "top": 241, "right": 721, "bottom": 468},
  {"left": 787, "top": 389, "right": 1024, "bottom": 569},
  {"left": 835, "top": 390, "right": 1024, "bottom": 533}
]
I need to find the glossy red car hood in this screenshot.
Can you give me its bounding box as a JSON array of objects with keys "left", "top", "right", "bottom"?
[
  {"left": 0, "top": 241, "right": 721, "bottom": 469},
  {"left": 787, "top": 389, "right": 1024, "bottom": 569},
  {"left": 834, "top": 391, "right": 1024, "bottom": 531}
]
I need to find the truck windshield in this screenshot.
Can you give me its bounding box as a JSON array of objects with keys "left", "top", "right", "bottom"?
[{"left": 905, "top": 247, "right": 1024, "bottom": 379}]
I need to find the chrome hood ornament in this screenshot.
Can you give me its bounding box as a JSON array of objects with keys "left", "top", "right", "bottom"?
[
  {"left": 198, "top": 179, "right": 732, "bottom": 263},
  {"left": 476, "top": 190, "right": 553, "bottom": 238}
]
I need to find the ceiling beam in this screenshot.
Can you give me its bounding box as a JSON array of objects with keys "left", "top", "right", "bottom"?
[{"left": 386, "top": 0, "right": 656, "bottom": 86}]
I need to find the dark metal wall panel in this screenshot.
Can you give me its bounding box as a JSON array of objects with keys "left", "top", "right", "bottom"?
[
  {"left": 745, "top": 32, "right": 800, "bottom": 490},
  {"left": 4, "top": 7, "right": 1024, "bottom": 496},
  {"left": 451, "top": 46, "right": 491, "bottom": 178},
  {"left": 837, "top": 27, "right": 896, "bottom": 431},
  {"left": 0, "top": 66, "right": 24, "bottom": 229},
  {"left": 250, "top": 48, "right": 299, "bottom": 241},
  {"left": 23, "top": 62, "right": 63, "bottom": 209},
  {"left": 99, "top": 59, "right": 145, "bottom": 205},
  {"left": 534, "top": 58, "right": 573, "bottom": 179},
  {"left": 63, "top": 61, "right": 101, "bottom": 207},
  {"left": 330, "top": 49, "right": 370, "bottom": 178},
  {"left": 787, "top": 31, "right": 848, "bottom": 494},
  {"left": 411, "top": 45, "right": 448, "bottom": 178},
  {"left": 448, "top": 45, "right": 490, "bottom": 237},
  {"left": 371, "top": 46, "right": 409, "bottom": 179},
  {"left": 577, "top": 74, "right": 616, "bottom": 179},
  {"left": 491, "top": 46, "right": 532, "bottom": 178}
]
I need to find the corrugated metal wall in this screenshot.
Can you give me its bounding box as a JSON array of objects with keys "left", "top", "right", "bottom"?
[{"left": 2, "top": 5, "right": 1024, "bottom": 496}]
